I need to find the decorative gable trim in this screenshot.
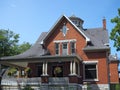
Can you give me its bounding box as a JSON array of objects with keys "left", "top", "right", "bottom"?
[
  {"left": 42, "top": 15, "right": 90, "bottom": 44},
  {"left": 53, "top": 39, "right": 76, "bottom": 43},
  {"left": 64, "top": 15, "right": 90, "bottom": 42}
]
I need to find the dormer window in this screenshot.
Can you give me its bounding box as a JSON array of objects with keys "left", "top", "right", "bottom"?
[{"left": 61, "top": 24, "right": 69, "bottom": 36}]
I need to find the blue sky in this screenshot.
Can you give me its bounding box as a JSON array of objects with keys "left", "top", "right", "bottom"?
[{"left": 0, "top": 0, "right": 120, "bottom": 57}]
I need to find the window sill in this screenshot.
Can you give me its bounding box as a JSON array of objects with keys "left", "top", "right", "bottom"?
[{"left": 83, "top": 79, "right": 99, "bottom": 82}]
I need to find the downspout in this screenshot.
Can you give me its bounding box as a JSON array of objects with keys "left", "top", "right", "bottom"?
[{"left": 106, "top": 51, "right": 110, "bottom": 90}]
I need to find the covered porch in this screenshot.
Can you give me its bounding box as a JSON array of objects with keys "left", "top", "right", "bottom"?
[
  {"left": 0, "top": 55, "right": 83, "bottom": 83},
  {"left": 0, "top": 55, "right": 83, "bottom": 90}
]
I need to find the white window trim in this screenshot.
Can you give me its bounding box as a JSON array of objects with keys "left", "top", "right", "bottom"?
[
  {"left": 62, "top": 42, "right": 68, "bottom": 55},
  {"left": 54, "top": 39, "right": 76, "bottom": 56},
  {"left": 55, "top": 43, "right": 60, "bottom": 55},
  {"left": 54, "top": 39, "right": 76, "bottom": 43},
  {"left": 83, "top": 61, "right": 99, "bottom": 81},
  {"left": 70, "top": 42, "right": 76, "bottom": 55},
  {"left": 59, "top": 23, "right": 69, "bottom": 37}
]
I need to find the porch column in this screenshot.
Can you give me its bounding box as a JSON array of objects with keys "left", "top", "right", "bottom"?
[
  {"left": 22, "top": 70, "right": 25, "bottom": 76},
  {"left": 70, "top": 61, "right": 73, "bottom": 74},
  {"left": 73, "top": 61, "right": 76, "bottom": 75},
  {"left": 42, "top": 62, "right": 48, "bottom": 76},
  {"left": 45, "top": 62, "right": 48, "bottom": 75},
  {"left": 17, "top": 69, "right": 21, "bottom": 78},
  {"left": 41, "top": 62, "right": 49, "bottom": 83}
]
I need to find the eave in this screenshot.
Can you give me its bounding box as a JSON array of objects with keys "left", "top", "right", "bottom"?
[{"left": 83, "top": 47, "right": 110, "bottom": 52}]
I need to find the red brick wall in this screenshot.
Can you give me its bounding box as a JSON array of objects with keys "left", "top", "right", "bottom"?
[
  {"left": 45, "top": 18, "right": 86, "bottom": 56},
  {"left": 83, "top": 52, "right": 109, "bottom": 84},
  {"left": 28, "top": 63, "right": 37, "bottom": 77},
  {"left": 109, "top": 62, "right": 119, "bottom": 83}
]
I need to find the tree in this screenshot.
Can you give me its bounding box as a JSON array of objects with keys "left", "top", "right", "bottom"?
[
  {"left": 18, "top": 42, "right": 32, "bottom": 54},
  {"left": 0, "top": 29, "right": 31, "bottom": 90},
  {"left": 0, "top": 29, "right": 32, "bottom": 57},
  {"left": 0, "top": 29, "right": 19, "bottom": 57},
  {"left": 110, "top": 8, "right": 120, "bottom": 51}
]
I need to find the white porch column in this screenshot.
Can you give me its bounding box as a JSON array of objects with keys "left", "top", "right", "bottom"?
[
  {"left": 73, "top": 61, "right": 76, "bottom": 75},
  {"left": 70, "top": 61, "right": 73, "bottom": 74},
  {"left": 42, "top": 62, "right": 45, "bottom": 75},
  {"left": 45, "top": 62, "right": 48, "bottom": 75}
]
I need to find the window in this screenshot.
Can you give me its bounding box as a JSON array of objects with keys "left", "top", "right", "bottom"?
[
  {"left": 62, "top": 43, "right": 68, "bottom": 55},
  {"left": 55, "top": 43, "right": 59, "bottom": 55},
  {"left": 84, "top": 64, "right": 97, "bottom": 80},
  {"left": 37, "top": 65, "right": 42, "bottom": 77},
  {"left": 71, "top": 42, "right": 75, "bottom": 54}
]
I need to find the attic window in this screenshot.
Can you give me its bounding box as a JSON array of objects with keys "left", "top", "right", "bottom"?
[{"left": 61, "top": 24, "right": 69, "bottom": 36}]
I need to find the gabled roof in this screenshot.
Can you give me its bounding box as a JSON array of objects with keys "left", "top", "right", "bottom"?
[{"left": 43, "top": 15, "right": 90, "bottom": 43}]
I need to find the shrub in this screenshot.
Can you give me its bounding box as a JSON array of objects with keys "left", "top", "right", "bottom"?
[
  {"left": 115, "top": 84, "right": 120, "bottom": 90},
  {"left": 22, "top": 85, "right": 34, "bottom": 90}
]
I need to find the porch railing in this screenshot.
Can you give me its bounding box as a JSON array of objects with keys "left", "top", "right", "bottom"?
[
  {"left": 49, "top": 77, "right": 69, "bottom": 84},
  {"left": 2, "top": 77, "right": 69, "bottom": 86},
  {"left": 1, "top": 77, "right": 41, "bottom": 86}
]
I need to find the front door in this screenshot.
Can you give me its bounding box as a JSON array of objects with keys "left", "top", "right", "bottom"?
[{"left": 62, "top": 43, "right": 68, "bottom": 55}]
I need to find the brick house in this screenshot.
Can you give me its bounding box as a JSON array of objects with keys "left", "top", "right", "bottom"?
[{"left": 0, "top": 15, "right": 119, "bottom": 90}]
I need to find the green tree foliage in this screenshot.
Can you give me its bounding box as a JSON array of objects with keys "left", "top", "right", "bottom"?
[
  {"left": 7, "top": 67, "right": 17, "bottom": 76},
  {"left": 0, "top": 29, "right": 19, "bottom": 57},
  {"left": 115, "top": 84, "right": 120, "bottom": 90},
  {"left": 110, "top": 8, "right": 120, "bottom": 51},
  {"left": 18, "top": 42, "right": 32, "bottom": 54},
  {"left": 0, "top": 29, "right": 32, "bottom": 57}
]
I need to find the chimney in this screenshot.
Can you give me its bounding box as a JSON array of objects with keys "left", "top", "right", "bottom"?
[{"left": 103, "top": 17, "right": 106, "bottom": 30}]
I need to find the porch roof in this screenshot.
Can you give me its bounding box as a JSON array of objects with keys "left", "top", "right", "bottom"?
[{"left": 0, "top": 55, "right": 82, "bottom": 68}]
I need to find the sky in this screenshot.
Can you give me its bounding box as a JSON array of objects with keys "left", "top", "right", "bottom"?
[{"left": 0, "top": 0, "right": 120, "bottom": 58}]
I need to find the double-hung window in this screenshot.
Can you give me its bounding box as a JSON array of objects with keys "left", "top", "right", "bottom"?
[
  {"left": 62, "top": 43, "right": 68, "bottom": 55},
  {"left": 70, "top": 42, "right": 75, "bottom": 54},
  {"left": 84, "top": 61, "right": 98, "bottom": 80},
  {"left": 55, "top": 43, "right": 59, "bottom": 55}
]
